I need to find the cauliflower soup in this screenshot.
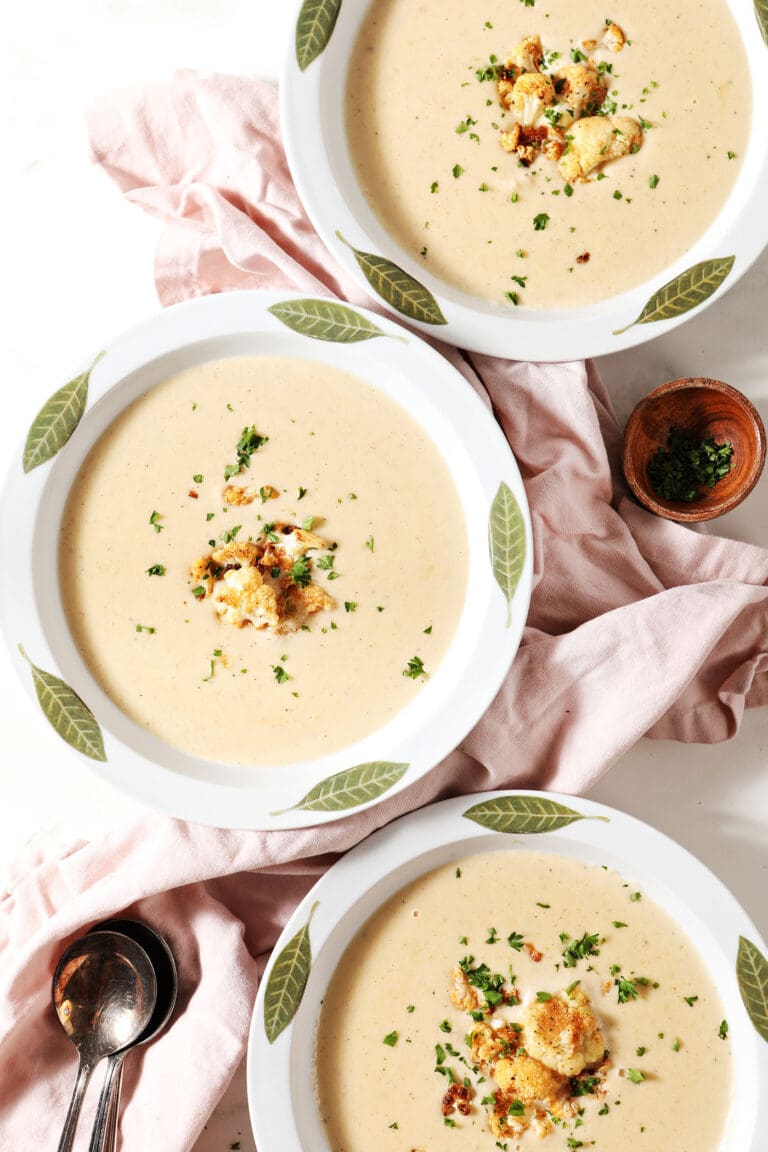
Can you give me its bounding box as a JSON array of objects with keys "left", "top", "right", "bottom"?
[
  {"left": 346, "top": 0, "right": 751, "bottom": 309},
  {"left": 316, "top": 851, "right": 732, "bottom": 1151},
  {"left": 58, "top": 355, "right": 468, "bottom": 766}
]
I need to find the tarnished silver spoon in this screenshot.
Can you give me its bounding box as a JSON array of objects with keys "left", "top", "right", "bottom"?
[
  {"left": 86, "top": 919, "right": 178, "bottom": 1152},
  {"left": 52, "top": 931, "right": 157, "bottom": 1152}
]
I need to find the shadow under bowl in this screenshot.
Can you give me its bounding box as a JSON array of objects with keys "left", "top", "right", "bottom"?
[{"left": 622, "top": 377, "right": 766, "bottom": 523}]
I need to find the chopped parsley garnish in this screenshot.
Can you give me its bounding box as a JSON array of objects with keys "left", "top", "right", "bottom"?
[
  {"left": 570, "top": 1075, "right": 600, "bottom": 1097},
  {"left": 561, "top": 931, "right": 600, "bottom": 968},
  {"left": 570, "top": 47, "right": 586, "bottom": 62},
  {"left": 564, "top": 183, "right": 574, "bottom": 197},
  {"left": 365, "top": 536, "right": 375, "bottom": 552},
  {"left": 192, "top": 473, "right": 203, "bottom": 484},
  {"left": 271, "top": 664, "right": 291, "bottom": 685},
  {"left": 297, "top": 486, "right": 308, "bottom": 500},
  {"left": 615, "top": 977, "right": 640, "bottom": 1004},
  {"left": 430, "top": 181, "right": 440, "bottom": 193},
  {"left": 344, "top": 601, "right": 357, "bottom": 613},
  {"left": 649, "top": 173, "right": 660, "bottom": 189},
  {"left": 406, "top": 1004, "right": 415, "bottom": 1013},
  {"left": 486, "top": 928, "right": 499, "bottom": 944},
  {"left": 613, "top": 189, "right": 623, "bottom": 200},
  {"left": 452, "top": 164, "right": 465, "bottom": 179},
  {"left": 630, "top": 891, "right": 642, "bottom": 902},
  {"left": 224, "top": 424, "right": 268, "bottom": 480},
  {"left": 565, "top": 979, "right": 581, "bottom": 996},
  {"left": 301, "top": 515, "right": 315, "bottom": 531},
  {"left": 719, "top": 1019, "right": 729, "bottom": 1040},
  {"left": 533, "top": 214, "right": 550, "bottom": 230},
  {"left": 626, "top": 1068, "right": 645, "bottom": 1084},
  {"left": 439, "top": 1019, "right": 452, "bottom": 1033},
  {"left": 510, "top": 275, "right": 527, "bottom": 288},
  {"left": 403, "top": 656, "right": 427, "bottom": 679},
  {"left": 149, "top": 510, "right": 164, "bottom": 533},
  {"left": 535, "top": 902, "right": 550, "bottom": 909},
  {"left": 683, "top": 995, "right": 699, "bottom": 1007},
  {"left": 536, "top": 991, "right": 552, "bottom": 1002},
  {"left": 508, "top": 1099, "right": 526, "bottom": 1117},
  {"left": 648, "top": 428, "right": 734, "bottom": 503},
  {"left": 291, "top": 555, "right": 312, "bottom": 588},
  {"left": 505, "top": 291, "right": 519, "bottom": 306},
  {"left": 191, "top": 585, "right": 206, "bottom": 599},
  {"left": 612, "top": 921, "right": 628, "bottom": 928},
  {"left": 507, "top": 931, "right": 524, "bottom": 951},
  {"left": 458, "top": 956, "right": 506, "bottom": 1008},
  {"left": 146, "top": 564, "right": 166, "bottom": 576},
  {"left": 219, "top": 525, "right": 242, "bottom": 544},
  {"left": 636, "top": 1046, "right": 646, "bottom": 1057},
  {"left": 672, "top": 1037, "right": 682, "bottom": 1051},
  {"left": 456, "top": 115, "right": 478, "bottom": 135},
  {"left": 383, "top": 1031, "right": 399, "bottom": 1047},
  {"left": 727, "top": 150, "right": 736, "bottom": 159},
  {"left": 135, "top": 624, "right": 156, "bottom": 634},
  {"left": 206, "top": 512, "right": 215, "bottom": 521}
]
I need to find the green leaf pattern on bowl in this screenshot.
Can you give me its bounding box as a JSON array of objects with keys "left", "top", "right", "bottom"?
[
  {"left": 737, "top": 935, "right": 768, "bottom": 1044},
  {"left": 336, "top": 232, "right": 447, "bottom": 326},
  {"left": 18, "top": 644, "right": 106, "bottom": 762},
  {"left": 463, "top": 795, "right": 609, "bottom": 834},
  {"left": 263, "top": 901, "right": 319, "bottom": 1044},
  {"left": 23, "top": 351, "right": 105, "bottom": 473},
  {"left": 267, "top": 298, "right": 400, "bottom": 343},
  {"left": 488, "top": 482, "right": 526, "bottom": 628},
  {"left": 272, "top": 761, "right": 409, "bottom": 815},
  {"left": 296, "top": 0, "right": 342, "bottom": 71},
  {"left": 613, "top": 257, "right": 735, "bottom": 336}
]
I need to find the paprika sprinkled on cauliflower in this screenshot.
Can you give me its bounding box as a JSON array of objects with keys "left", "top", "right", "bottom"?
[
  {"left": 502, "top": 71, "right": 556, "bottom": 124},
  {"left": 508, "top": 34, "right": 544, "bottom": 74},
  {"left": 522, "top": 988, "right": 605, "bottom": 1077},
  {"left": 495, "top": 1053, "right": 568, "bottom": 1106},
  {"left": 558, "top": 63, "right": 606, "bottom": 121},
  {"left": 603, "top": 21, "right": 626, "bottom": 51}
]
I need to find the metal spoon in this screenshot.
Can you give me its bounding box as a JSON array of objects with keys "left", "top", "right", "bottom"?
[
  {"left": 87, "top": 920, "right": 178, "bottom": 1152},
  {"left": 52, "top": 931, "right": 157, "bottom": 1152}
]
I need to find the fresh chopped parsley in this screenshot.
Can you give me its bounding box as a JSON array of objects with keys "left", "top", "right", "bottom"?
[
  {"left": 612, "top": 921, "right": 628, "bottom": 928},
  {"left": 297, "top": 486, "right": 308, "bottom": 500},
  {"left": 561, "top": 931, "right": 600, "bottom": 968},
  {"left": 149, "top": 510, "right": 164, "bottom": 533},
  {"left": 626, "top": 1068, "right": 645, "bottom": 1084},
  {"left": 452, "top": 164, "right": 465, "bottom": 179},
  {"left": 564, "top": 183, "right": 574, "bottom": 197},
  {"left": 510, "top": 275, "right": 527, "bottom": 288},
  {"left": 630, "top": 891, "right": 642, "bottom": 902},
  {"left": 458, "top": 955, "right": 506, "bottom": 1008},
  {"left": 191, "top": 585, "right": 206, "bottom": 599},
  {"left": 219, "top": 525, "right": 242, "bottom": 544},
  {"left": 533, "top": 213, "right": 550, "bottom": 230},
  {"left": 719, "top": 1019, "right": 729, "bottom": 1040},
  {"left": 224, "top": 424, "right": 268, "bottom": 480},
  {"left": 486, "top": 928, "right": 499, "bottom": 944},
  {"left": 383, "top": 1031, "right": 399, "bottom": 1047},
  {"left": 406, "top": 1004, "right": 415, "bottom": 1013},
  {"left": 301, "top": 515, "right": 315, "bottom": 531},
  {"left": 430, "top": 181, "right": 440, "bottom": 193},
  {"left": 146, "top": 564, "right": 165, "bottom": 576},
  {"left": 615, "top": 977, "right": 640, "bottom": 1004},
  {"left": 505, "top": 291, "right": 519, "bottom": 306},
  {"left": 403, "top": 656, "right": 427, "bottom": 679},
  {"left": 508, "top": 1099, "right": 526, "bottom": 1117},
  {"left": 192, "top": 473, "right": 203, "bottom": 484},
  {"left": 439, "top": 1019, "right": 452, "bottom": 1033},
  {"left": 291, "top": 555, "right": 312, "bottom": 588},
  {"left": 135, "top": 624, "right": 156, "bottom": 634},
  {"left": 365, "top": 536, "right": 375, "bottom": 552},
  {"left": 683, "top": 995, "right": 699, "bottom": 1007},
  {"left": 648, "top": 173, "right": 660, "bottom": 189},
  {"left": 271, "top": 664, "right": 291, "bottom": 685},
  {"left": 344, "top": 601, "right": 357, "bottom": 613},
  {"left": 507, "top": 931, "right": 524, "bottom": 951},
  {"left": 536, "top": 991, "right": 552, "bottom": 1002},
  {"left": 570, "top": 1075, "right": 600, "bottom": 1097}
]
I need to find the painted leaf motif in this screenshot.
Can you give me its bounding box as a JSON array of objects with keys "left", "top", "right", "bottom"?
[
  {"left": 336, "top": 232, "right": 447, "bottom": 325},
  {"left": 613, "top": 257, "right": 735, "bottom": 335},
  {"left": 488, "top": 482, "right": 526, "bottom": 629},
  {"left": 463, "top": 795, "right": 609, "bottom": 835},
  {"left": 23, "top": 351, "right": 105, "bottom": 473},
  {"left": 267, "top": 299, "right": 392, "bottom": 343},
  {"left": 295, "top": 0, "right": 342, "bottom": 70},
  {"left": 737, "top": 936, "right": 768, "bottom": 1044},
  {"left": 18, "top": 645, "right": 106, "bottom": 761},
  {"left": 264, "top": 901, "right": 319, "bottom": 1044},
  {"left": 273, "top": 762, "right": 409, "bottom": 815},
  {"left": 756, "top": 0, "right": 768, "bottom": 44}
]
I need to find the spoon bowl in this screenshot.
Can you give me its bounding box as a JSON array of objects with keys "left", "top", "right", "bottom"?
[{"left": 52, "top": 931, "right": 157, "bottom": 1152}]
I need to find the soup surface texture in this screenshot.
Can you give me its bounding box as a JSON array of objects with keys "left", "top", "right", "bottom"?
[
  {"left": 346, "top": 0, "right": 751, "bottom": 309},
  {"left": 59, "top": 356, "right": 468, "bottom": 765},
  {"left": 316, "top": 851, "right": 732, "bottom": 1151}
]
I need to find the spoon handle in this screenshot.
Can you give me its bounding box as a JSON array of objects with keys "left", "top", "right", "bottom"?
[
  {"left": 87, "top": 1053, "right": 125, "bottom": 1152},
  {"left": 104, "top": 1060, "right": 125, "bottom": 1150},
  {"left": 56, "top": 1057, "right": 95, "bottom": 1152}
]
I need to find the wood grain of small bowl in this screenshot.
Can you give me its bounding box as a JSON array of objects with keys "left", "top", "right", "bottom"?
[{"left": 622, "top": 377, "right": 766, "bottom": 523}]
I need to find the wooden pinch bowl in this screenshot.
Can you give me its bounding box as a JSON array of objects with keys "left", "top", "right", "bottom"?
[{"left": 622, "top": 377, "right": 766, "bottom": 523}]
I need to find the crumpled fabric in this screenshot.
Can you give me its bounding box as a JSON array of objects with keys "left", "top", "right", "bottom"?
[{"left": 1, "top": 71, "right": 766, "bottom": 1149}]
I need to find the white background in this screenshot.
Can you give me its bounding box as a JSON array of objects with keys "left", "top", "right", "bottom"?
[{"left": 2, "top": 3, "right": 767, "bottom": 1148}]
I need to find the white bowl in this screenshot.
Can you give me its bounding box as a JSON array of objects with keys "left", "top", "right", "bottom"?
[
  {"left": 281, "top": 0, "right": 768, "bottom": 362},
  {"left": 0, "top": 291, "right": 532, "bottom": 830},
  {"left": 248, "top": 790, "right": 768, "bottom": 1149}
]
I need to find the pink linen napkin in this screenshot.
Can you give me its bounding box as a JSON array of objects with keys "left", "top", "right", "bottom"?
[{"left": 2, "top": 71, "right": 768, "bottom": 1148}]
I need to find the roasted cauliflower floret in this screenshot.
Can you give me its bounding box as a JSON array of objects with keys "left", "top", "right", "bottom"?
[
  {"left": 558, "top": 115, "right": 643, "bottom": 181},
  {"left": 557, "top": 64, "right": 606, "bottom": 122},
  {"left": 222, "top": 483, "right": 279, "bottom": 506},
  {"left": 450, "top": 967, "right": 480, "bottom": 1013},
  {"left": 603, "top": 21, "right": 626, "bottom": 51},
  {"left": 509, "top": 34, "right": 544, "bottom": 74},
  {"left": 495, "top": 1054, "right": 567, "bottom": 1107},
  {"left": 213, "top": 566, "right": 279, "bottom": 630},
  {"left": 522, "top": 990, "right": 604, "bottom": 1077},
  {"left": 500, "top": 122, "right": 564, "bottom": 165},
  {"left": 469, "top": 1021, "right": 521, "bottom": 1068},
  {"left": 504, "top": 71, "right": 556, "bottom": 125}
]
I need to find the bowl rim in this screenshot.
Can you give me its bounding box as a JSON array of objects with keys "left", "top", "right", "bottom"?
[
  {"left": 0, "top": 289, "right": 533, "bottom": 830},
  {"left": 622, "top": 376, "right": 767, "bottom": 523},
  {"left": 247, "top": 788, "right": 768, "bottom": 1152},
  {"left": 280, "top": 0, "right": 768, "bottom": 362}
]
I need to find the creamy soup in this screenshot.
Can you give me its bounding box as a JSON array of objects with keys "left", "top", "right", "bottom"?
[
  {"left": 316, "top": 851, "right": 732, "bottom": 1151},
  {"left": 59, "top": 356, "right": 468, "bottom": 765},
  {"left": 346, "top": 0, "right": 751, "bottom": 309}
]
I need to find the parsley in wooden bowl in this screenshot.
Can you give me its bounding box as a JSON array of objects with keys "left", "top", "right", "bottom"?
[{"left": 622, "top": 377, "right": 765, "bottom": 523}]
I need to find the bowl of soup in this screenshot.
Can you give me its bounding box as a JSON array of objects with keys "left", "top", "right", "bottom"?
[
  {"left": 0, "top": 291, "right": 532, "bottom": 829},
  {"left": 248, "top": 790, "right": 768, "bottom": 1151},
  {"left": 281, "top": 0, "right": 768, "bottom": 360}
]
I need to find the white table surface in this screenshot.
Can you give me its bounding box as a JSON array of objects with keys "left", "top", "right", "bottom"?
[{"left": 3, "top": 4, "right": 767, "bottom": 1149}]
